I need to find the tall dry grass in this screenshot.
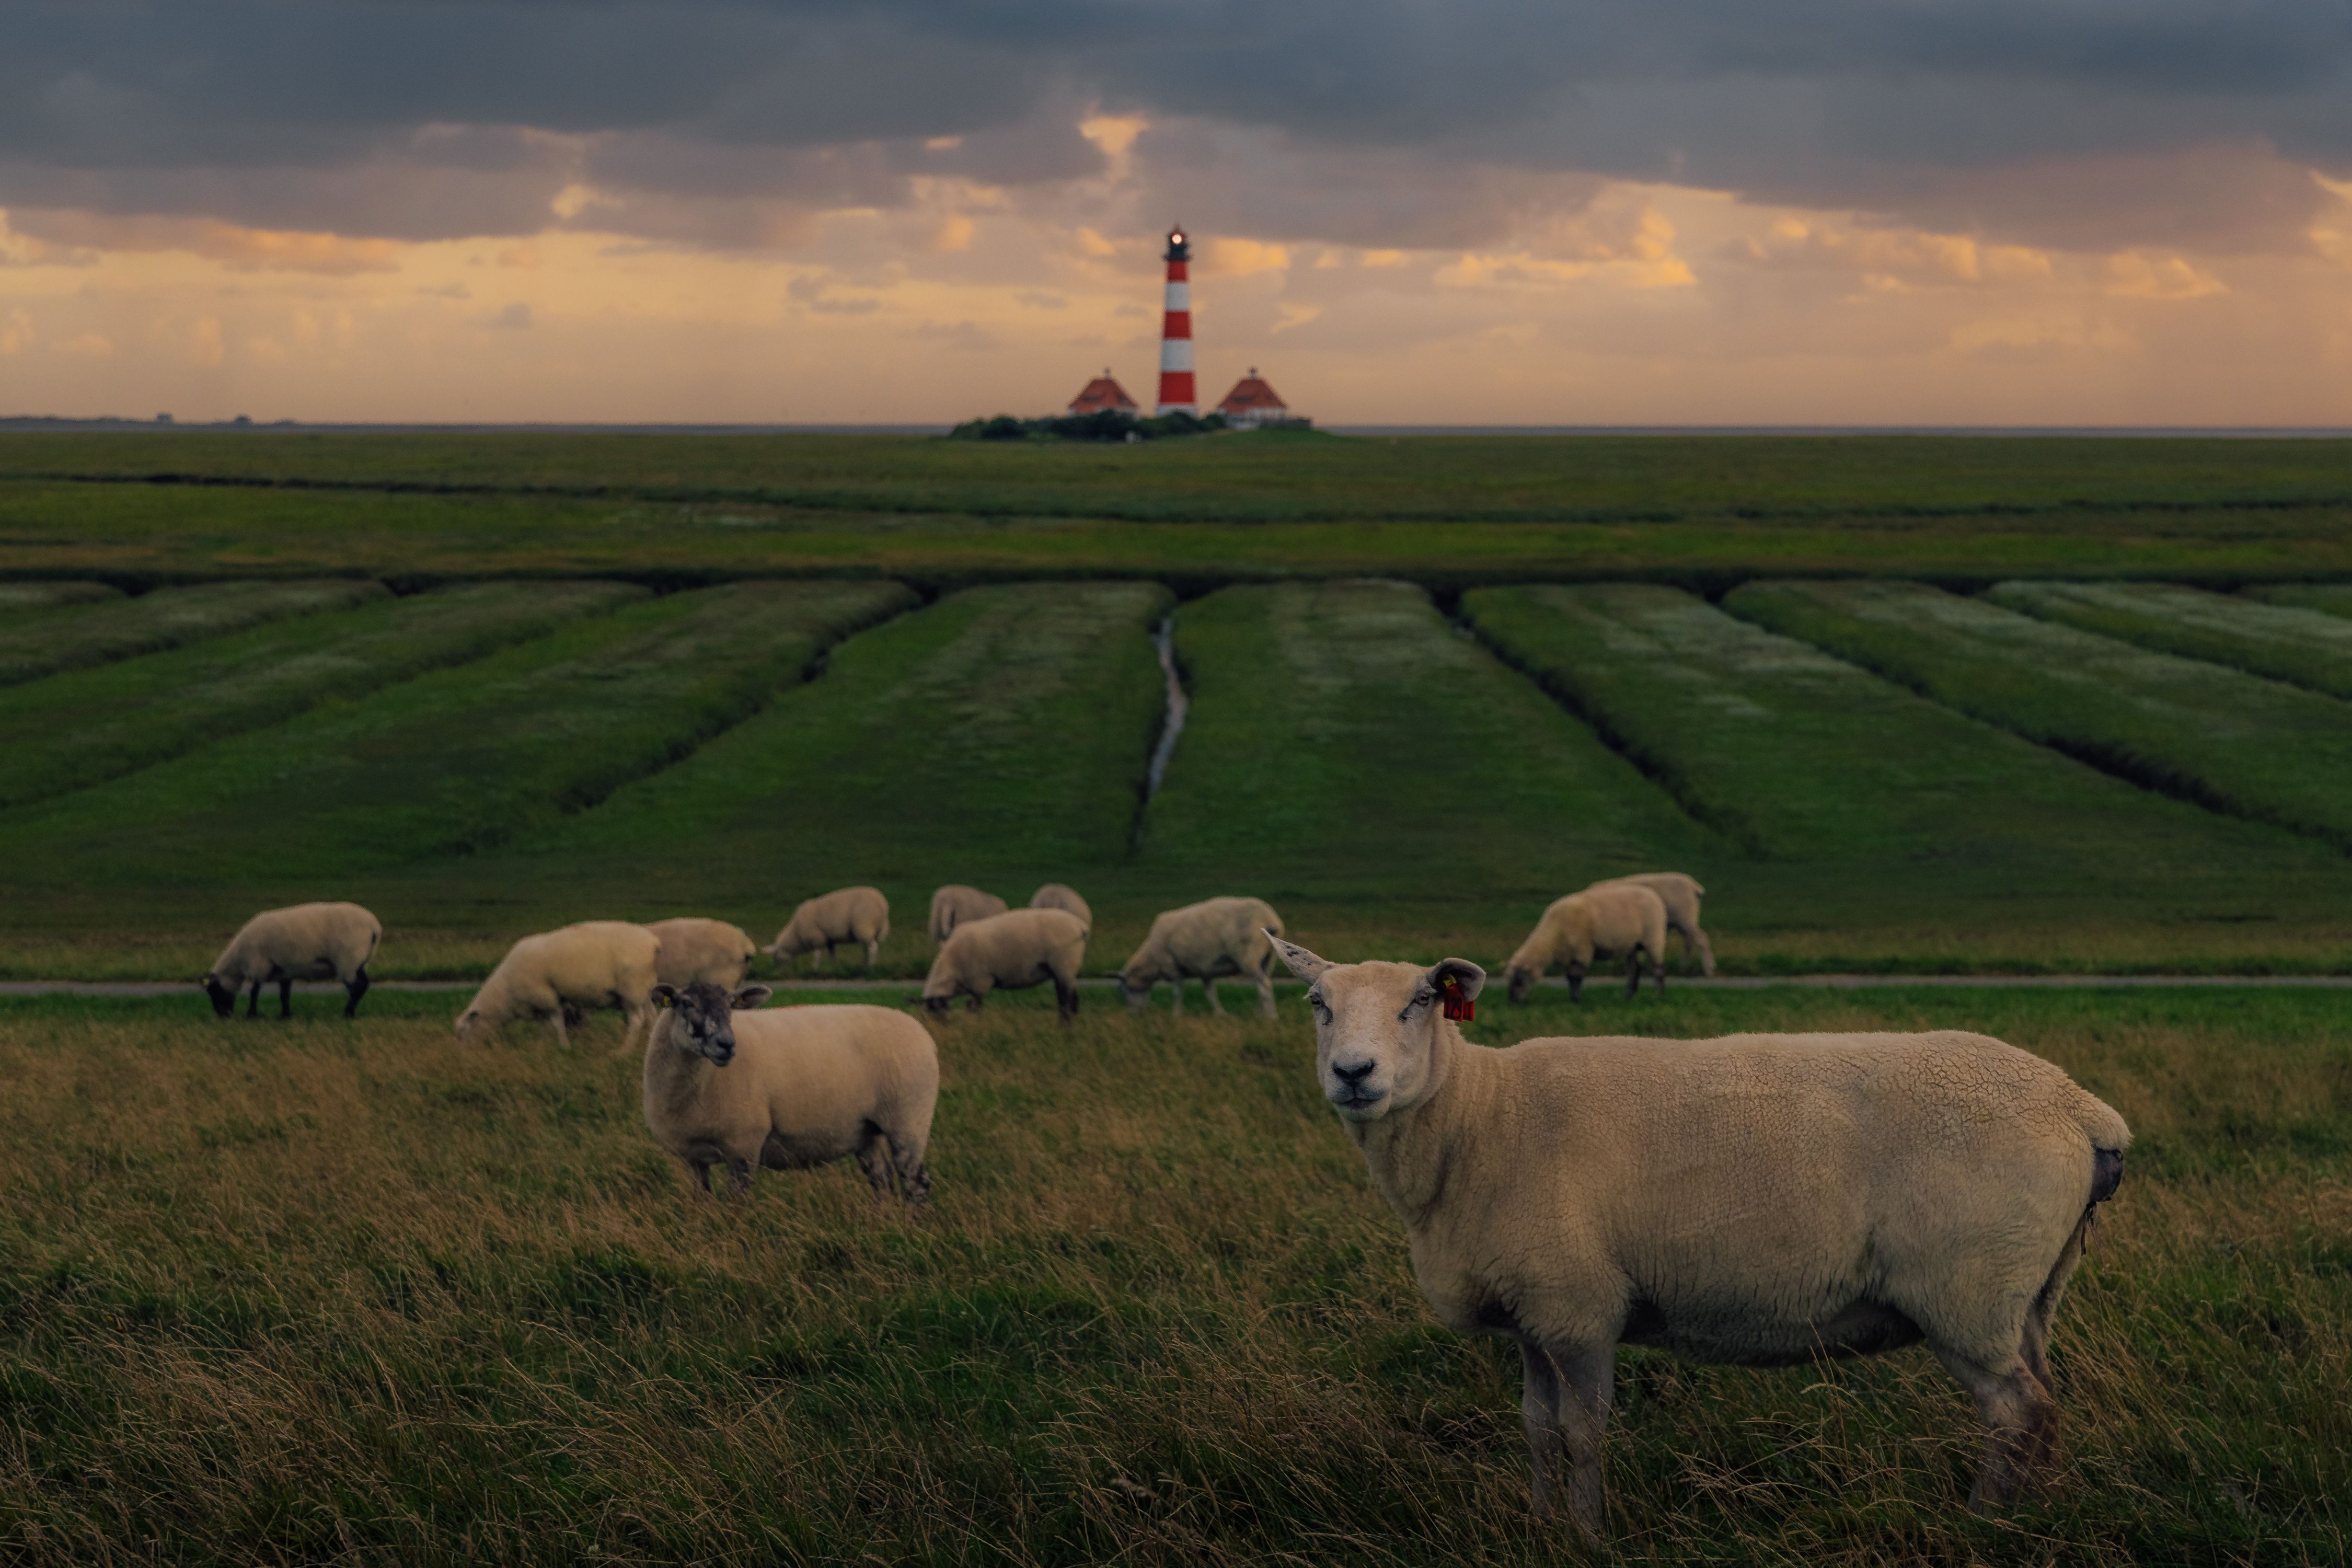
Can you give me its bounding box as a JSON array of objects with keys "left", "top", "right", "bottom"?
[{"left": 0, "top": 987, "right": 2343, "bottom": 1565}]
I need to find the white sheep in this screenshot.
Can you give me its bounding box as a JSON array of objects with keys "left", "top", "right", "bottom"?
[
  {"left": 1028, "top": 882, "right": 1093, "bottom": 936},
  {"left": 202, "top": 901, "right": 381, "bottom": 1019},
  {"left": 923, "top": 907, "right": 1086, "bottom": 1023},
  {"left": 930, "top": 884, "right": 1008, "bottom": 947},
  {"left": 641, "top": 981, "right": 938, "bottom": 1205},
  {"left": 645, "top": 916, "right": 759, "bottom": 988},
  {"left": 1118, "top": 896, "right": 1285, "bottom": 1017},
  {"left": 1504, "top": 882, "right": 1668, "bottom": 1002},
  {"left": 1271, "top": 935, "right": 2130, "bottom": 1541},
  {"left": 766, "top": 886, "right": 891, "bottom": 971},
  {"left": 1589, "top": 871, "right": 1714, "bottom": 976},
  {"left": 455, "top": 920, "right": 661, "bottom": 1052}
]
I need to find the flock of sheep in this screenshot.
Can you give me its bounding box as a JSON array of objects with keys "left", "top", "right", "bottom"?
[{"left": 197, "top": 872, "right": 2128, "bottom": 1542}]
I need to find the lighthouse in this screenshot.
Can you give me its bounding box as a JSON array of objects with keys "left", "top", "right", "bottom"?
[{"left": 1155, "top": 226, "right": 1196, "bottom": 416}]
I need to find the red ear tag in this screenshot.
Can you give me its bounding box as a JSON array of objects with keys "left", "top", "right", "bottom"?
[{"left": 1439, "top": 973, "right": 1473, "bottom": 1022}]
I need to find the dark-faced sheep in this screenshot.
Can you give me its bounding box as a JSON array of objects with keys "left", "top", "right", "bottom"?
[
  {"left": 1505, "top": 883, "right": 1668, "bottom": 1002},
  {"left": 767, "top": 886, "right": 890, "bottom": 971},
  {"left": 202, "top": 902, "right": 381, "bottom": 1019},
  {"left": 1117, "top": 895, "right": 1284, "bottom": 1017},
  {"left": 923, "top": 907, "right": 1086, "bottom": 1023}
]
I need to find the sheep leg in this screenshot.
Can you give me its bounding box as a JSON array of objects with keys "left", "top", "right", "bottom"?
[
  {"left": 723, "top": 1157, "right": 753, "bottom": 1200},
  {"left": 1254, "top": 964, "right": 1276, "bottom": 1018},
  {"left": 549, "top": 1008, "right": 571, "bottom": 1051},
  {"left": 1938, "top": 1348, "right": 2054, "bottom": 1510},
  {"left": 1691, "top": 924, "right": 1716, "bottom": 977},
  {"left": 1536, "top": 1340, "right": 1613, "bottom": 1542},
  {"left": 1054, "top": 971, "right": 1079, "bottom": 1025},
  {"left": 1565, "top": 962, "right": 1586, "bottom": 1005},
  {"left": 1170, "top": 978, "right": 1183, "bottom": 1016},
  {"left": 890, "top": 1142, "right": 932, "bottom": 1212},
  {"left": 245, "top": 980, "right": 263, "bottom": 1019},
  {"left": 684, "top": 1157, "right": 716, "bottom": 1198},
  {"left": 855, "top": 1130, "right": 896, "bottom": 1201},
  {"left": 614, "top": 1002, "right": 650, "bottom": 1057},
  {"left": 274, "top": 977, "right": 293, "bottom": 1019},
  {"left": 1517, "top": 1341, "right": 1567, "bottom": 1521},
  {"left": 342, "top": 968, "right": 371, "bottom": 1018},
  {"left": 1624, "top": 954, "right": 1642, "bottom": 997},
  {"left": 1204, "top": 976, "right": 1227, "bottom": 1015},
  {"left": 863, "top": 938, "right": 879, "bottom": 967}
]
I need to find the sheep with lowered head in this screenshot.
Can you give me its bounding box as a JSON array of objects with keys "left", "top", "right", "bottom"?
[
  {"left": 455, "top": 920, "right": 660, "bottom": 1052},
  {"left": 642, "top": 981, "right": 937, "bottom": 1206},
  {"left": 929, "top": 884, "right": 1008, "bottom": 948},
  {"left": 766, "top": 885, "right": 890, "bottom": 971},
  {"left": 1505, "top": 882, "right": 1667, "bottom": 1003},
  {"left": 202, "top": 901, "right": 381, "bottom": 1019},
  {"left": 646, "top": 917, "right": 759, "bottom": 989},
  {"left": 1028, "top": 882, "right": 1092, "bottom": 936},
  {"left": 1589, "top": 871, "right": 1714, "bottom": 976},
  {"left": 1118, "top": 895, "right": 1284, "bottom": 1017},
  {"left": 1272, "top": 934, "right": 2129, "bottom": 1541},
  {"left": 924, "top": 907, "right": 1086, "bottom": 1023}
]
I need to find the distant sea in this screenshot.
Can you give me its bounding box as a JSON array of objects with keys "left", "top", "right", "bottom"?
[{"left": 4, "top": 418, "right": 2350, "bottom": 438}]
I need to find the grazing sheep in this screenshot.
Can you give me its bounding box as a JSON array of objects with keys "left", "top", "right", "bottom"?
[
  {"left": 1505, "top": 883, "right": 1668, "bottom": 1003},
  {"left": 455, "top": 921, "right": 660, "bottom": 1052},
  {"left": 646, "top": 917, "right": 759, "bottom": 989},
  {"left": 929, "top": 884, "right": 1008, "bottom": 947},
  {"left": 1271, "top": 935, "right": 2130, "bottom": 1542},
  {"left": 642, "top": 981, "right": 938, "bottom": 1207},
  {"left": 766, "top": 885, "right": 890, "bottom": 970},
  {"left": 1119, "top": 896, "right": 1285, "bottom": 1017},
  {"left": 923, "top": 908, "right": 1087, "bottom": 1023},
  {"left": 202, "top": 901, "right": 381, "bottom": 1019},
  {"left": 1028, "top": 882, "right": 1093, "bottom": 936},
  {"left": 1590, "top": 871, "right": 1714, "bottom": 976}
]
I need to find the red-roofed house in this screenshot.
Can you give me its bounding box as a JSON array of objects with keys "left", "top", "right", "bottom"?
[
  {"left": 1215, "top": 369, "right": 1299, "bottom": 429},
  {"left": 1067, "top": 371, "right": 1139, "bottom": 416}
]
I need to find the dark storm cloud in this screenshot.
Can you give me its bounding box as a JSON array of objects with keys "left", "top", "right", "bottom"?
[{"left": 3, "top": 1, "right": 2349, "bottom": 250}]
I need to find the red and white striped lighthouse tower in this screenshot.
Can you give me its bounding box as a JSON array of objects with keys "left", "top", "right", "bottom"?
[{"left": 1155, "top": 226, "right": 1196, "bottom": 416}]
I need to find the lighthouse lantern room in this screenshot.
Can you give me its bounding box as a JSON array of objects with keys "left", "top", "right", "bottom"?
[{"left": 1155, "top": 227, "right": 1197, "bottom": 416}]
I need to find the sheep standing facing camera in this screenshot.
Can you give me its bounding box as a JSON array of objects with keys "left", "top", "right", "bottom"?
[
  {"left": 202, "top": 902, "right": 381, "bottom": 1019},
  {"left": 1270, "top": 933, "right": 2129, "bottom": 1543},
  {"left": 642, "top": 981, "right": 937, "bottom": 1207}
]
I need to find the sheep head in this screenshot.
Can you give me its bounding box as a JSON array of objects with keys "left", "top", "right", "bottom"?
[
  {"left": 651, "top": 981, "right": 774, "bottom": 1065},
  {"left": 200, "top": 974, "right": 237, "bottom": 1018},
  {"left": 1269, "top": 934, "right": 1484, "bottom": 1123}
]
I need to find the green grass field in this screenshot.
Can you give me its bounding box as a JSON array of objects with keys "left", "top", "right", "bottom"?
[
  {"left": 0, "top": 577, "right": 387, "bottom": 686},
  {"left": 1986, "top": 581, "right": 2352, "bottom": 701},
  {"left": 0, "top": 580, "right": 648, "bottom": 810},
  {"left": 1460, "top": 584, "right": 2352, "bottom": 955},
  {"left": 0, "top": 986, "right": 2340, "bottom": 1565},
  {"left": 0, "top": 582, "right": 909, "bottom": 944},
  {"left": 0, "top": 580, "right": 119, "bottom": 613},
  {"left": 2251, "top": 583, "right": 2352, "bottom": 618},
  {"left": 1725, "top": 579, "right": 2352, "bottom": 853}
]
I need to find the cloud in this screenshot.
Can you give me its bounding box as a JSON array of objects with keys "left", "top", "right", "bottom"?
[{"left": 488, "top": 302, "right": 532, "bottom": 330}]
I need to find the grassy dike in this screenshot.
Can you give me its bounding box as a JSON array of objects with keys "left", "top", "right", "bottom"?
[
  {"left": 0, "top": 985, "right": 2339, "bottom": 1564},
  {"left": 0, "top": 577, "right": 387, "bottom": 686}
]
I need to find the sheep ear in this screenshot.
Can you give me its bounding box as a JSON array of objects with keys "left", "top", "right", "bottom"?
[
  {"left": 731, "top": 984, "right": 774, "bottom": 1011},
  {"left": 1426, "top": 957, "right": 1485, "bottom": 1000},
  {"left": 1267, "top": 933, "right": 1330, "bottom": 982},
  {"left": 650, "top": 984, "right": 679, "bottom": 1008}
]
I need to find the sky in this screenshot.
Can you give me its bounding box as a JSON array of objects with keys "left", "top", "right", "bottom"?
[{"left": 4, "top": 1, "right": 2352, "bottom": 426}]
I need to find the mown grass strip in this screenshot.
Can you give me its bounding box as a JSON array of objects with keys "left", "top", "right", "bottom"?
[
  {"left": 1987, "top": 581, "right": 2352, "bottom": 701},
  {"left": 0, "top": 581, "right": 913, "bottom": 893},
  {"left": 1137, "top": 579, "right": 1704, "bottom": 922},
  {"left": 0, "top": 578, "right": 389, "bottom": 686},
  {"left": 1462, "top": 584, "right": 2323, "bottom": 907},
  {"left": 1727, "top": 579, "right": 2352, "bottom": 852},
  {"left": 0, "top": 580, "right": 650, "bottom": 810},
  {"left": 0, "top": 989, "right": 2338, "bottom": 1563},
  {"left": 507, "top": 581, "right": 1172, "bottom": 949},
  {"left": 0, "top": 580, "right": 120, "bottom": 613},
  {"left": 2249, "top": 583, "right": 2352, "bottom": 620}
]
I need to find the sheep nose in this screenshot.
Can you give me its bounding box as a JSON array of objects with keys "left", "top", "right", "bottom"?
[{"left": 1332, "top": 1059, "right": 1377, "bottom": 1086}]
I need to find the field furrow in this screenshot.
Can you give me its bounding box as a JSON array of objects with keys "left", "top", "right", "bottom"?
[
  {"left": 1987, "top": 580, "right": 2352, "bottom": 700},
  {"left": 1135, "top": 579, "right": 1705, "bottom": 955},
  {"left": 0, "top": 580, "right": 121, "bottom": 614},
  {"left": 0, "top": 581, "right": 912, "bottom": 903},
  {"left": 1463, "top": 584, "right": 2327, "bottom": 913},
  {"left": 1726, "top": 579, "right": 2352, "bottom": 850},
  {"left": 0, "top": 580, "right": 650, "bottom": 810},
  {"left": 499, "top": 581, "right": 1173, "bottom": 949},
  {"left": 0, "top": 578, "right": 388, "bottom": 686}
]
